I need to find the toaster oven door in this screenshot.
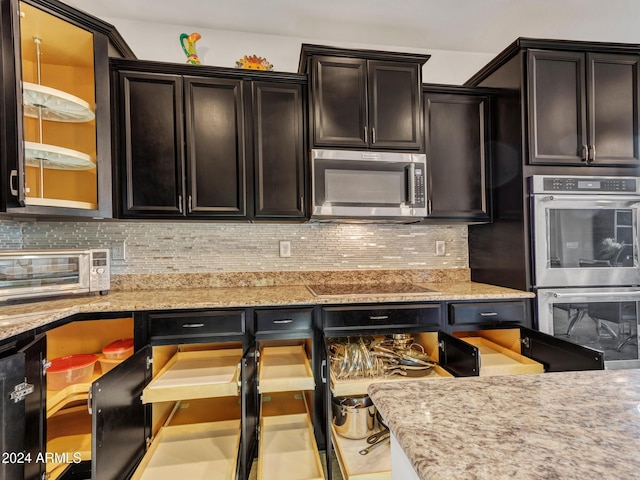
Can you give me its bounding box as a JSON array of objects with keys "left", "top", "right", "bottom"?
[{"left": 0, "top": 251, "right": 91, "bottom": 302}]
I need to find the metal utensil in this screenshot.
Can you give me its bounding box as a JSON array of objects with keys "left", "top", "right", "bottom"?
[
  {"left": 366, "top": 426, "right": 390, "bottom": 444},
  {"left": 359, "top": 433, "right": 390, "bottom": 455}
]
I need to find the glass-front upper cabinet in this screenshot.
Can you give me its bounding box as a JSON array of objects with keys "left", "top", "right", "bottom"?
[
  {"left": 20, "top": 1, "right": 98, "bottom": 210},
  {"left": 2, "top": 0, "right": 134, "bottom": 217}
]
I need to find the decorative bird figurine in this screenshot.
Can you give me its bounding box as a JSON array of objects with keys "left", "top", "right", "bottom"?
[{"left": 180, "top": 32, "right": 202, "bottom": 65}]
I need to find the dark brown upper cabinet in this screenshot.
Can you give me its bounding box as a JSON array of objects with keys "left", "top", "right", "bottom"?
[
  {"left": 299, "top": 44, "right": 429, "bottom": 151},
  {"left": 251, "top": 81, "right": 306, "bottom": 219},
  {"left": 528, "top": 49, "right": 640, "bottom": 167},
  {"left": 0, "top": 0, "right": 134, "bottom": 217},
  {"left": 111, "top": 59, "right": 307, "bottom": 221},
  {"left": 423, "top": 86, "right": 491, "bottom": 223}
]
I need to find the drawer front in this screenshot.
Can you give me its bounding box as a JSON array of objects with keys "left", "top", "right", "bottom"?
[
  {"left": 148, "top": 310, "right": 245, "bottom": 342},
  {"left": 323, "top": 304, "right": 442, "bottom": 331},
  {"left": 255, "top": 308, "right": 313, "bottom": 333},
  {"left": 448, "top": 301, "right": 526, "bottom": 326}
]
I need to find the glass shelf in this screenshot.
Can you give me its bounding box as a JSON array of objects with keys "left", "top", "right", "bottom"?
[
  {"left": 24, "top": 141, "right": 95, "bottom": 171},
  {"left": 22, "top": 82, "right": 95, "bottom": 123}
]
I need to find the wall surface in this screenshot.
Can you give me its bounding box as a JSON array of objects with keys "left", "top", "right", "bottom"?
[
  {"left": 105, "top": 17, "right": 496, "bottom": 85},
  {"left": 0, "top": 221, "right": 22, "bottom": 249},
  {"left": 13, "top": 221, "right": 468, "bottom": 275}
]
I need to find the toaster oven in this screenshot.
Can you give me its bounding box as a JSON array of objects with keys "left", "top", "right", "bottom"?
[{"left": 0, "top": 249, "right": 110, "bottom": 302}]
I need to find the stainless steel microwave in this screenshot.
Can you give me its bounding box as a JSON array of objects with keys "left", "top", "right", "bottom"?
[
  {"left": 310, "top": 149, "right": 427, "bottom": 222},
  {"left": 0, "top": 249, "right": 110, "bottom": 302}
]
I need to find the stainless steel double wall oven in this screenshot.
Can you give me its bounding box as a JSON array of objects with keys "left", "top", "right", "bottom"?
[{"left": 531, "top": 175, "right": 640, "bottom": 368}]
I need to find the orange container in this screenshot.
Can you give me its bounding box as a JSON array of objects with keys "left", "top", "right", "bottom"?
[
  {"left": 102, "top": 338, "right": 134, "bottom": 360},
  {"left": 47, "top": 354, "right": 97, "bottom": 391}
]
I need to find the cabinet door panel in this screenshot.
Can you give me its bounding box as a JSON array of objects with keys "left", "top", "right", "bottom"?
[
  {"left": 312, "top": 57, "right": 368, "bottom": 147},
  {"left": 119, "top": 72, "right": 184, "bottom": 216},
  {"left": 369, "top": 61, "right": 422, "bottom": 150},
  {"left": 528, "top": 50, "right": 587, "bottom": 164},
  {"left": 252, "top": 82, "right": 305, "bottom": 218},
  {"left": 92, "top": 346, "right": 151, "bottom": 480},
  {"left": 23, "top": 335, "right": 46, "bottom": 480},
  {"left": 185, "top": 77, "right": 246, "bottom": 216},
  {"left": 588, "top": 53, "right": 640, "bottom": 166},
  {"left": 424, "top": 92, "right": 489, "bottom": 221},
  {"left": 0, "top": 352, "right": 26, "bottom": 480}
]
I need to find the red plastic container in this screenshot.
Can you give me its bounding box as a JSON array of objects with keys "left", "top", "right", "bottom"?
[
  {"left": 48, "top": 354, "right": 97, "bottom": 391},
  {"left": 102, "top": 338, "right": 134, "bottom": 360}
]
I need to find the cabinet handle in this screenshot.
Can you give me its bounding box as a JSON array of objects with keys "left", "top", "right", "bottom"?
[
  {"left": 188, "top": 195, "right": 193, "bottom": 213},
  {"left": 321, "top": 359, "right": 327, "bottom": 383},
  {"left": 300, "top": 196, "right": 304, "bottom": 213},
  {"left": 589, "top": 145, "right": 596, "bottom": 163},
  {"left": 369, "top": 315, "right": 389, "bottom": 320},
  {"left": 87, "top": 388, "right": 93, "bottom": 415},
  {"left": 182, "top": 323, "right": 205, "bottom": 328},
  {"left": 273, "top": 319, "right": 293, "bottom": 324},
  {"left": 427, "top": 199, "right": 432, "bottom": 214},
  {"left": 372, "top": 127, "right": 376, "bottom": 144},
  {"left": 9, "top": 170, "right": 18, "bottom": 196},
  {"left": 581, "top": 145, "right": 588, "bottom": 162},
  {"left": 178, "top": 195, "right": 183, "bottom": 214},
  {"left": 364, "top": 126, "right": 368, "bottom": 144},
  {"left": 479, "top": 312, "right": 498, "bottom": 317}
]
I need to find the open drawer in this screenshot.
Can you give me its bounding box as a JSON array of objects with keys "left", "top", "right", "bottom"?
[
  {"left": 141, "top": 348, "right": 242, "bottom": 403},
  {"left": 332, "top": 423, "right": 390, "bottom": 480},
  {"left": 327, "top": 332, "right": 453, "bottom": 397},
  {"left": 258, "top": 344, "right": 315, "bottom": 393},
  {"left": 259, "top": 391, "right": 324, "bottom": 480},
  {"left": 453, "top": 329, "right": 544, "bottom": 376},
  {"left": 131, "top": 397, "right": 241, "bottom": 480}
]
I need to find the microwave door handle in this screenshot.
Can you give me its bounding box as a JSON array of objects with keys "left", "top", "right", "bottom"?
[{"left": 406, "top": 164, "right": 416, "bottom": 205}]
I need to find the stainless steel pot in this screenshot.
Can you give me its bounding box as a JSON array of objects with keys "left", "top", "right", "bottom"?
[{"left": 331, "top": 395, "right": 377, "bottom": 439}]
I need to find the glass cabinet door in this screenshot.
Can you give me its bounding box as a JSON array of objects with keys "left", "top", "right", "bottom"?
[
  {"left": 537, "top": 288, "right": 640, "bottom": 369},
  {"left": 19, "top": 1, "right": 98, "bottom": 210}
]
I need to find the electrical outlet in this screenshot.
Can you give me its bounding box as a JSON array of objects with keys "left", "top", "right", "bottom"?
[
  {"left": 435, "top": 240, "right": 446, "bottom": 256},
  {"left": 279, "top": 240, "right": 291, "bottom": 258},
  {"left": 111, "top": 241, "right": 126, "bottom": 261}
]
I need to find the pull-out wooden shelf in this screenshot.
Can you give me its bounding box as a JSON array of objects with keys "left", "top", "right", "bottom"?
[
  {"left": 258, "top": 345, "right": 315, "bottom": 393},
  {"left": 330, "top": 365, "right": 452, "bottom": 397},
  {"left": 332, "top": 424, "right": 390, "bottom": 480},
  {"left": 259, "top": 392, "right": 324, "bottom": 480},
  {"left": 142, "top": 349, "right": 242, "bottom": 403},
  {"left": 132, "top": 397, "right": 241, "bottom": 479},
  {"left": 461, "top": 337, "right": 544, "bottom": 376}
]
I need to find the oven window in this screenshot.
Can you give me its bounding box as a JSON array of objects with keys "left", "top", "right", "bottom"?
[
  {"left": 548, "top": 208, "right": 635, "bottom": 268},
  {"left": 0, "top": 256, "right": 81, "bottom": 289},
  {"left": 552, "top": 301, "right": 638, "bottom": 362}
]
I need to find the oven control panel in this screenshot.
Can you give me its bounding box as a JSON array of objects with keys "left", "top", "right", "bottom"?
[{"left": 536, "top": 176, "right": 639, "bottom": 193}]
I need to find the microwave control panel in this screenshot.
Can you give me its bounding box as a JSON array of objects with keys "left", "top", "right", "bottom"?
[{"left": 413, "top": 167, "right": 425, "bottom": 207}]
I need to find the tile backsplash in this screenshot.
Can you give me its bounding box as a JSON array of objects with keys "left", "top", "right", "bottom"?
[{"left": 5, "top": 220, "right": 468, "bottom": 275}]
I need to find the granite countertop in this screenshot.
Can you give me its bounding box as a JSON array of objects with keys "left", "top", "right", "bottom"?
[
  {"left": 0, "top": 269, "right": 533, "bottom": 341},
  {"left": 368, "top": 369, "right": 640, "bottom": 480}
]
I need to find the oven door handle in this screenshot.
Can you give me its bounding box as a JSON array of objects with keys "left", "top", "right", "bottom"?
[
  {"left": 550, "top": 290, "right": 640, "bottom": 298},
  {"left": 538, "top": 195, "right": 640, "bottom": 204}
]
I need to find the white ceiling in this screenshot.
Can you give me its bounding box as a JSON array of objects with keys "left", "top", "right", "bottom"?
[{"left": 63, "top": 0, "right": 640, "bottom": 54}]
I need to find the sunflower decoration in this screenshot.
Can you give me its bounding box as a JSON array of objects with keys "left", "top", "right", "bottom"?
[{"left": 235, "top": 55, "right": 274, "bottom": 71}]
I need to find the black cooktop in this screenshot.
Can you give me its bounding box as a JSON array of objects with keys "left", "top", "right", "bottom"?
[{"left": 306, "top": 283, "right": 440, "bottom": 298}]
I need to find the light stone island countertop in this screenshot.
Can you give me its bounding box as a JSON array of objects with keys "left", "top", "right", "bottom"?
[
  {"left": 0, "top": 269, "right": 533, "bottom": 341},
  {"left": 368, "top": 369, "right": 640, "bottom": 480}
]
